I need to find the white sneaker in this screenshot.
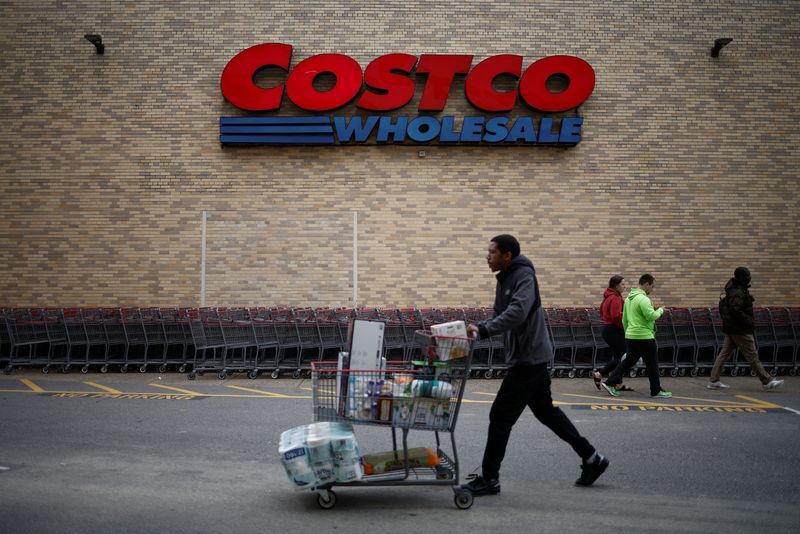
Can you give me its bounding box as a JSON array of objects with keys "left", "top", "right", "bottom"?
[
  {"left": 763, "top": 379, "right": 784, "bottom": 391},
  {"left": 707, "top": 381, "right": 730, "bottom": 389}
]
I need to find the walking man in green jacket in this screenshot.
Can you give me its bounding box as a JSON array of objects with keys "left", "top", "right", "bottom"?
[{"left": 601, "top": 274, "right": 673, "bottom": 398}]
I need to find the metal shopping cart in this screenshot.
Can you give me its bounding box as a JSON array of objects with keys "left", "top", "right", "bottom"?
[{"left": 308, "top": 331, "right": 475, "bottom": 510}]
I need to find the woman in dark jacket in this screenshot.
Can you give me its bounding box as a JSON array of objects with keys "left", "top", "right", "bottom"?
[{"left": 592, "top": 275, "right": 633, "bottom": 390}]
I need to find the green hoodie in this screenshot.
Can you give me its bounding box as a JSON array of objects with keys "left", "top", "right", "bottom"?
[{"left": 622, "top": 287, "right": 665, "bottom": 339}]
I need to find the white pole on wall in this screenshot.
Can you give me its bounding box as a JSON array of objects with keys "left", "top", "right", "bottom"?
[
  {"left": 200, "top": 210, "right": 207, "bottom": 307},
  {"left": 352, "top": 211, "right": 358, "bottom": 308}
]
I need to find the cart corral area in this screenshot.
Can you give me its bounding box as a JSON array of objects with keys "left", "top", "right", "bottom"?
[{"left": 1, "top": 373, "right": 798, "bottom": 534}]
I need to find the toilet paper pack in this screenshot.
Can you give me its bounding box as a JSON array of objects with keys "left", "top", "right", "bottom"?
[{"left": 278, "top": 422, "right": 363, "bottom": 488}]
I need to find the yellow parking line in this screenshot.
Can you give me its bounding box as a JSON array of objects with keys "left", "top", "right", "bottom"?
[
  {"left": 0, "top": 387, "right": 300, "bottom": 399},
  {"left": 562, "top": 393, "right": 673, "bottom": 407},
  {"left": 473, "top": 392, "right": 497, "bottom": 397},
  {"left": 149, "top": 384, "right": 202, "bottom": 396},
  {"left": 668, "top": 394, "right": 758, "bottom": 406},
  {"left": 736, "top": 395, "right": 783, "bottom": 409},
  {"left": 20, "top": 379, "right": 45, "bottom": 393},
  {"left": 225, "top": 385, "right": 291, "bottom": 398},
  {"left": 84, "top": 381, "right": 123, "bottom": 394},
  {"left": 463, "top": 397, "right": 764, "bottom": 408}
]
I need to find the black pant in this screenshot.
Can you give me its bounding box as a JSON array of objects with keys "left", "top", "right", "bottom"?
[
  {"left": 482, "top": 363, "right": 596, "bottom": 480},
  {"left": 605, "top": 338, "right": 662, "bottom": 396},
  {"left": 599, "top": 324, "right": 626, "bottom": 376}
]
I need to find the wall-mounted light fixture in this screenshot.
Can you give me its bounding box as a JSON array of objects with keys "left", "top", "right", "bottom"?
[
  {"left": 84, "top": 34, "right": 104, "bottom": 55},
  {"left": 711, "top": 38, "right": 733, "bottom": 58}
]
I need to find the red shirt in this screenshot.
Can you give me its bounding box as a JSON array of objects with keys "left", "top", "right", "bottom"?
[{"left": 600, "top": 287, "right": 624, "bottom": 329}]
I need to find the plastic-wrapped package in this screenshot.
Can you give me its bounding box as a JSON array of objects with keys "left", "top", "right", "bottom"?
[{"left": 279, "top": 422, "right": 363, "bottom": 488}]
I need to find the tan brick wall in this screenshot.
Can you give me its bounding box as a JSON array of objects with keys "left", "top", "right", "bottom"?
[{"left": 0, "top": 1, "right": 798, "bottom": 309}]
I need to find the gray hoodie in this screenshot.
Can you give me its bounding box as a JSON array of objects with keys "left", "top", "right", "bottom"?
[{"left": 477, "top": 255, "right": 553, "bottom": 367}]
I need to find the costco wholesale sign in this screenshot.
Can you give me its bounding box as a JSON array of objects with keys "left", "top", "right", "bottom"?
[{"left": 219, "top": 43, "right": 596, "bottom": 146}]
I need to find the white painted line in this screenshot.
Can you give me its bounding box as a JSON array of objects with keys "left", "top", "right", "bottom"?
[
  {"left": 0, "top": 466, "right": 10, "bottom": 471},
  {"left": 782, "top": 406, "right": 800, "bottom": 416}
]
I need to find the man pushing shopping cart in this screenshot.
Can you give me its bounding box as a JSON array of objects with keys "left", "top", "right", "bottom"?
[{"left": 461, "top": 234, "right": 609, "bottom": 496}]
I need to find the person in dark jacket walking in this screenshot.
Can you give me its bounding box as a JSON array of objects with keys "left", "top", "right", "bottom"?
[
  {"left": 592, "top": 275, "right": 634, "bottom": 391},
  {"left": 707, "top": 267, "right": 784, "bottom": 390},
  {"left": 461, "top": 235, "right": 608, "bottom": 496}
]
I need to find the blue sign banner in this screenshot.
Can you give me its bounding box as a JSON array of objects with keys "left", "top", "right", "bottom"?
[{"left": 220, "top": 116, "right": 583, "bottom": 146}]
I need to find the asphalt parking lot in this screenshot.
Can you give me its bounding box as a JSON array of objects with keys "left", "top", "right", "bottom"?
[{"left": 1, "top": 372, "right": 798, "bottom": 534}]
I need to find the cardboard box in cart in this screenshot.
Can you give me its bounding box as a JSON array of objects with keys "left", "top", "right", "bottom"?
[
  {"left": 338, "top": 320, "right": 386, "bottom": 417},
  {"left": 348, "top": 320, "right": 385, "bottom": 371},
  {"left": 429, "top": 321, "right": 469, "bottom": 360}
]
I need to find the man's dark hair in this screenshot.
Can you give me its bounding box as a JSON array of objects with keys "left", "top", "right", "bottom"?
[
  {"left": 639, "top": 273, "right": 655, "bottom": 285},
  {"left": 608, "top": 275, "right": 624, "bottom": 289},
  {"left": 734, "top": 266, "right": 751, "bottom": 282},
  {"left": 491, "top": 234, "right": 520, "bottom": 258}
]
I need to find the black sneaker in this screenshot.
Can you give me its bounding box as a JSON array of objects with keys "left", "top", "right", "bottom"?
[
  {"left": 461, "top": 474, "right": 500, "bottom": 495},
  {"left": 575, "top": 455, "right": 609, "bottom": 486}
]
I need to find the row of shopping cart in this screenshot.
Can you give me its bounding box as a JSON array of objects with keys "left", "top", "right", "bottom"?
[{"left": 1, "top": 306, "right": 799, "bottom": 378}]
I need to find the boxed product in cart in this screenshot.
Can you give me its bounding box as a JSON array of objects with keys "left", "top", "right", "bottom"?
[
  {"left": 429, "top": 321, "right": 469, "bottom": 360},
  {"left": 362, "top": 447, "right": 440, "bottom": 475}
]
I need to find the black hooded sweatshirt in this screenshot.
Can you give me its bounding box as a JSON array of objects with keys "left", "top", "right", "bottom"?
[
  {"left": 721, "top": 277, "right": 755, "bottom": 335},
  {"left": 477, "top": 255, "right": 553, "bottom": 367}
]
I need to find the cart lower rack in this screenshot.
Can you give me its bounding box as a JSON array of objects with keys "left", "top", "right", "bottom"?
[{"left": 308, "top": 331, "right": 475, "bottom": 509}]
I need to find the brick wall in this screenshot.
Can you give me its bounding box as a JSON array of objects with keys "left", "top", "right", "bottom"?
[{"left": 0, "top": 0, "right": 798, "bottom": 308}]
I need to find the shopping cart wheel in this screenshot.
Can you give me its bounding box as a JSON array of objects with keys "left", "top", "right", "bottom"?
[
  {"left": 62, "top": 365, "right": 71, "bottom": 374},
  {"left": 678, "top": 368, "right": 686, "bottom": 377},
  {"left": 690, "top": 368, "right": 699, "bottom": 377},
  {"left": 483, "top": 369, "right": 493, "bottom": 379},
  {"left": 158, "top": 364, "right": 168, "bottom": 373},
  {"left": 669, "top": 369, "right": 678, "bottom": 377},
  {"left": 81, "top": 365, "right": 90, "bottom": 374},
  {"left": 247, "top": 370, "right": 259, "bottom": 379},
  {"left": 3, "top": 366, "right": 12, "bottom": 375},
  {"left": 187, "top": 372, "right": 196, "bottom": 380},
  {"left": 139, "top": 365, "right": 147, "bottom": 374},
  {"left": 769, "top": 368, "right": 777, "bottom": 377},
  {"left": 100, "top": 365, "right": 108, "bottom": 374},
  {"left": 790, "top": 368, "right": 798, "bottom": 377},
  {"left": 120, "top": 365, "right": 129, "bottom": 374},
  {"left": 435, "top": 466, "right": 453, "bottom": 480},
  {"left": 549, "top": 368, "right": 555, "bottom": 378},
  {"left": 568, "top": 369, "right": 577, "bottom": 379},
  {"left": 270, "top": 370, "right": 280, "bottom": 379},
  {"left": 218, "top": 370, "right": 227, "bottom": 380},
  {"left": 178, "top": 364, "right": 187, "bottom": 373},
  {"left": 292, "top": 369, "right": 302, "bottom": 379},
  {"left": 42, "top": 366, "right": 50, "bottom": 374},
  {"left": 454, "top": 490, "right": 474, "bottom": 510},
  {"left": 317, "top": 490, "right": 336, "bottom": 510}
]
